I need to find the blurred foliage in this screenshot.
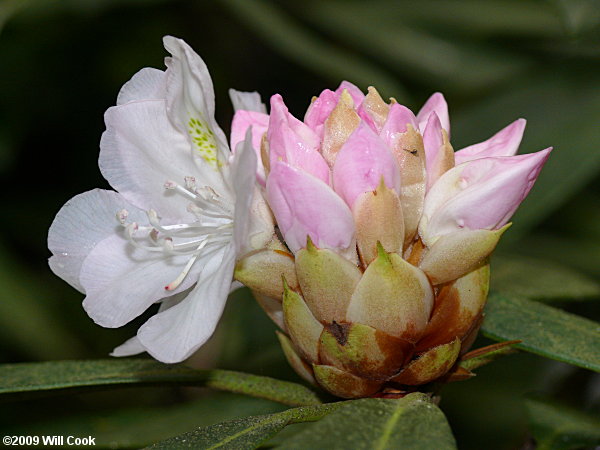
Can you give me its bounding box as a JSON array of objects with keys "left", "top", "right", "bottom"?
[{"left": 0, "top": 0, "right": 599, "bottom": 448}]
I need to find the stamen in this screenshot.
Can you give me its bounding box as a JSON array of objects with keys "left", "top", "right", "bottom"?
[
  {"left": 164, "top": 180, "right": 198, "bottom": 201},
  {"left": 164, "top": 241, "right": 209, "bottom": 291},
  {"left": 187, "top": 203, "right": 232, "bottom": 220},
  {"left": 118, "top": 175, "right": 235, "bottom": 283}
]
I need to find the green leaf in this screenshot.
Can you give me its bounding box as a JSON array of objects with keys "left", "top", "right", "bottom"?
[
  {"left": 0, "top": 359, "right": 321, "bottom": 407},
  {"left": 278, "top": 393, "right": 456, "bottom": 450},
  {"left": 147, "top": 403, "right": 340, "bottom": 450},
  {"left": 0, "top": 393, "right": 286, "bottom": 449},
  {"left": 512, "top": 233, "right": 600, "bottom": 278},
  {"left": 491, "top": 254, "right": 600, "bottom": 301},
  {"left": 482, "top": 292, "right": 600, "bottom": 372},
  {"left": 525, "top": 396, "right": 600, "bottom": 450},
  {"left": 216, "top": 0, "right": 408, "bottom": 100}
]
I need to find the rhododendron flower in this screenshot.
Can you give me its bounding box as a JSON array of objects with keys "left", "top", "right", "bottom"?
[
  {"left": 48, "top": 37, "right": 274, "bottom": 363},
  {"left": 49, "top": 37, "right": 551, "bottom": 398}
]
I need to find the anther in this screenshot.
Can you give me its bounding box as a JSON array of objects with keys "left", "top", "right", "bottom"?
[
  {"left": 125, "top": 222, "right": 139, "bottom": 238},
  {"left": 184, "top": 176, "right": 197, "bottom": 190},
  {"left": 116, "top": 209, "right": 129, "bottom": 224}
]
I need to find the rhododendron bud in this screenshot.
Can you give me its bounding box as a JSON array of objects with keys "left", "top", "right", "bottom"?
[{"left": 233, "top": 80, "right": 551, "bottom": 398}]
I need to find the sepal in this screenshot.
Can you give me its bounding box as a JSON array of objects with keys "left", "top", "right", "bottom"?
[
  {"left": 346, "top": 244, "right": 433, "bottom": 341},
  {"left": 353, "top": 180, "right": 404, "bottom": 265},
  {"left": 319, "top": 322, "right": 413, "bottom": 380},
  {"left": 282, "top": 278, "right": 323, "bottom": 363},
  {"left": 276, "top": 331, "right": 316, "bottom": 384},
  {"left": 417, "top": 264, "right": 490, "bottom": 352},
  {"left": 295, "top": 239, "right": 362, "bottom": 322},
  {"left": 419, "top": 225, "right": 509, "bottom": 285},
  {"left": 391, "top": 338, "right": 461, "bottom": 385},
  {"left": 312, "top": 364, "right": 382, "bottom": 399},
  {"left": 234, "top": 249, "right": 298, "bottom": 300}
]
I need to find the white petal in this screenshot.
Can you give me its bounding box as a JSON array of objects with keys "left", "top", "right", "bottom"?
[
  {"left": 110, "top": 288, "right": 190, "bottom": 357},
  {"left": 163, "top": 36, "right": 231, "bottom": 170},
  {"left": 137, "top": 244, "right": 236, "bottom": 363},
  {"left": 48, "top": 189, "right": 147, "bottom": 292},
  {"left": 110, "top": 336, "right": 146, "bottom": 357},
  {"left": 117, "top": 68, "right": 166, "bottom": 105},
  {"left": 100, "top": 99, "right": 204, "bottom": 221},
  {"left": 230, "top": 129, "right": 273, "bottom": 254},
  {"left": 229, "top": 89, "right": 267, "bottom": 113},
  {"left": 80, "top": 233, "right": 204, "bottom": 328},
  {"left": 229, "top": 280, "right": 244, "bottom": 293}
]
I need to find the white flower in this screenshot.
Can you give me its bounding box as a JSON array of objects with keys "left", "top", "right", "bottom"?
[{"left": 47, "top": 37, "right": 273, "bottom": 363}]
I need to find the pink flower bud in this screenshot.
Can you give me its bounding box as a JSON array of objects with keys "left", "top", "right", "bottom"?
[
  {"left": 266, "top": 161, "right": 355, "bottom": 253},
  {"left": 332, "top": 122, "right": 401, "bottom": 209},
  {"left": 267, "top": 94, "right": 330, "bottom": 184},
  {"left": 420, "top": 148, "right": 552, "bottom": 246}
]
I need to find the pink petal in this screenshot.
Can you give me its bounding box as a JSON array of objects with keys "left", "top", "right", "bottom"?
[
  {"left": 332, "top": 122, "right": 401, "bottom": 208},
  {"left": 356, "top": 103, "right": 379, "bottom": 132},
  {"left": 455, "top": 119, "right": 526, "bottom": 165},
  {"left": 417, "top": 92, "right": 450, "bottom": 136},
  {"left": 304, "top": 89, "right": 339, "bottom": 138},
  {"left": 422, "top": 112, "right": 454, "bottom": 189},
  {"left": 230, "top": 110, "right": 269, "bottom": 185},
  {"left": 335, "top": 81, "right": 365, "bottom": 107},
  {"left": 380, "top": 103, "right": 418, "bottom": 146},
  {"left": 420, "top": 148, "right": 552, "bottom": 245},
  {"left": 266, "top": 161, "right": 355, "bottom": 253},
  {"left": 231, "top": 111, "right": 269, "bottom": 153},
  {"left": 267, "top": 94, "right": 330, "bottom": 183}
]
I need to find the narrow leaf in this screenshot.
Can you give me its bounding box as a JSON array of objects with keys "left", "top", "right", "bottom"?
[
  {"left": 492, "top": 254, "right": 600, "bottom": 301},
  {"left": 525, "top": 396, "right": 600, "bottom": 450},
  {"left": 0, "top": 359, "right": 322, "bottom": 406},
  {"left": 147, "top": 403, "right": 340, "bottom": 450},
  {"left": 482, "top": 292, "right": 600, "bottom": 372},
  {"left": 460, "top": 341, "right": 520, "bottom": 372},
  {"left": 0, "top": 394, "right": 286, "bottom": 449},
  {"left": 278, "top": 393, "right": 456, "bottom": 449}
]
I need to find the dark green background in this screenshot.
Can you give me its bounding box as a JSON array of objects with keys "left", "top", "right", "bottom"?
[{"left": 0, "top": 1, "right": 599, "bottom": 448}]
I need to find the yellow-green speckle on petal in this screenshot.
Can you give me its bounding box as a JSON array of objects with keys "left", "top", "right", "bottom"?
[{"left": 188, "top": 117, "right": 222, "bottom": 168}]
